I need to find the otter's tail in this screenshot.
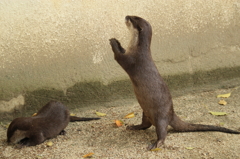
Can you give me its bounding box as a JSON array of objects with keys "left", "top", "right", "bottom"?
[
  {"left": 170, "top": 113, "right": 240, "bottom": 134},
  {"left": 70, "top": 116, "right": 100, "bottom": 122}
]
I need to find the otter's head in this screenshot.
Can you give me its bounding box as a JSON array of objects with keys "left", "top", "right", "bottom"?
[
  {"left": 8, "top": 129, "right": 28, "bottom": 144},
  {"left": 125, "top": 16, "right": 152, "bottom": 47},
  {"left": 7, "top": 117, "right": 30, "bottom": 144}
]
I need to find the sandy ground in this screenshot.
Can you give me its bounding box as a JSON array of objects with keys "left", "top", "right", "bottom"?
[{"left": 0, "top": 88, "right": 240, "bottom": 159}]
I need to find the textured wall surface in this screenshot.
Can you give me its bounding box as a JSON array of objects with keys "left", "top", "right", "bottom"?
[{"left": 1, "top": 0, "right": 240, "bottom": 113}]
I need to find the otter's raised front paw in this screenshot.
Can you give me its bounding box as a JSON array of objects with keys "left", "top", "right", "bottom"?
[
  {"left": 109, "top": 38, "right": 125, "bottom": 54},
  {"left": 109, "top": 38, "right": 119, "bottom": 47}
]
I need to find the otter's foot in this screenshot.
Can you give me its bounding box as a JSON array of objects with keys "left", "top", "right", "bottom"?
[
  {"left": 127, "top": 112, "right": 152, "bottom": 130},
  {"left": 147, "top": 139, "right": 164, "bottom": 150},
  {"left": 59, "top": 130, "right": 66, "bottom": 135},
  {"left": 109, "top": 38, "right": 125, "bottom": 54},
  {"left": 147, "top": 118, "right": 168, "bottom": 150},
  {"left": 126, "top": 124, "right": 151, "bottom": 130}
]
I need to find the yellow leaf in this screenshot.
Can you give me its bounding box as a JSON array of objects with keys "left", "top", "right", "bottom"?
[
  {"left": 0, "top": 122, "right": 9, "bottom": 128},
  {"left": 219, "top": 122, "right": 225, "bottom": 126},
  {"left": 150, "top": 148, "right": 162, "bottom": 151},
  {"left": 96, "top": 112, "right": 106, "bottom": 117},
  {"left": 115, "top": 120, "right": 123, "bottom": 127},
  {"left": 233, "top": 86, "right": 239, "bottom": 90},
  {"left": 70, "top": 113, "right": 75, "bottom": 116},
  {"left": 6, "top": 124, "right": 9, "bottom": 128},
  {"left": 124, "top": 112, "right": 135, "bottom": 118},
  {"left": 32, "top": 113, "right": 37, "bottom": 116},
  {"left": 46, "top": 141, "right": 53, "bottom": 147},
  {"left": 217, "top": 93, "right": 231, "bottom": 98},
  {"left": 186, "top": 147, "right": 194, "bottom": 150},
  {"left": 218, "top": 100, "right": 227, "bottom": 105},
  {"left": 83, "top": 152, "right": 94, "bottom": 158},
  {"left": 209, "top": 111, "right": 227, "bottom": 116}
]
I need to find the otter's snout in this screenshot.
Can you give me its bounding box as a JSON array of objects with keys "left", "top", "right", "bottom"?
[
  {"left": 125, "top": 16, "right": 132, "bottom": 27},
  {"left": 125, "top": 16, "right": 130, "bottom": 22}
]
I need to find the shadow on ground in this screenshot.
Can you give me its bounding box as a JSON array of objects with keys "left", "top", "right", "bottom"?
[{"left": 1, "top": 66, "right": 240, "bottom": 120}]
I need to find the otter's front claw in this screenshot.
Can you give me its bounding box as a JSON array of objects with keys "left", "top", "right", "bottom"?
[
  {"left": 147, "top": 140, "right": 164, "bottom": 150},
  {"left": 147, "top": 142, "right": 157, "bottom": 150},
  {"left": 109, "top": 38, "right": 118, "bottom": 42}
]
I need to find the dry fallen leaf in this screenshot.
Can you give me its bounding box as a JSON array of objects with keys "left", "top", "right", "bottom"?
[
  {"left": 0, "top": 122, "right": 9, "bottom": 128},
  {"left": 209, "top": 111, "right": 227, "bottom": 116},
  {"left": 6, "top": 123, "right": 9, "bottom": 128},
  {"left": 150, "top": 148, "right": 162, "bottom": 151},
  {"left": 115, "top": 120, "right": 123, "bottom": 127},
  {"left": 96, "top": 112, "right": 106, "bottom": 117},
  {"left": 32, "top": 113, "right": 37, "bottom": 116},
  {"left": 124, "top": 112, "right": 135, "bottom": 118},
  {"left": 217, "top": 93, "right": 231, "bottom": 98},
  {"left": 6, "top": 123, "right": 10, "bottom": 128},
  {"left": 218, "top": 100, "right": 227, "bottom": 105},
  {"left": 185, "top": 147, "right": 194, "bottom": 150},
  {"left": 83, "top": 152, "right": 94, "bottom": 158},
  {"left": 219, "top": 122, "right": 225, "bottom": 126},
  {"left": 46, "top": 141, "right": 53, "bottom": 147},
  {"left": 232, "top": 86, "right": 239, "bottom": 91}
]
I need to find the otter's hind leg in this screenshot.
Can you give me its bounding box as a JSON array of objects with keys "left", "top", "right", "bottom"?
[
  {"left": 127, "top": 112, "right": 152, "bottom": 130},
  {"left": 147, "top": 118, "right": 168, "bottom": 150}
]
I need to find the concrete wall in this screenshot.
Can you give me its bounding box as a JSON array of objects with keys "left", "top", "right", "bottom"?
[{"left": 1, "top": 0, "right": 240, "bottom": 114}]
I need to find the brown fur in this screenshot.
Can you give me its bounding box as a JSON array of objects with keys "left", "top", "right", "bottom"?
[
  {"left": 7, "top": 100, "right": 100, "bottom": 146},
  {"left": 109, "top": 15, "right": 240, "bottom": 150}
]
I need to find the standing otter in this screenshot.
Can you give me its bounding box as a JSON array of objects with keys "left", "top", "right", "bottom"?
[
  {"left": 109, "top": 15, "right": 240, "bottom": 150},
  {"left": 7, "top": 100, "right": 100, "bottom": 146}
]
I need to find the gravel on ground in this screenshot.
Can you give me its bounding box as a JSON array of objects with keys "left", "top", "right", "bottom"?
[{"left": 0, "top": 88, "right": 240, "bottom": 159}]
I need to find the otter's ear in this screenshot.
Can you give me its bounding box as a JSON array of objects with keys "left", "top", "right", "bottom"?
[{"left": 137, "top": 26, "right": 143, "bottom": 32}]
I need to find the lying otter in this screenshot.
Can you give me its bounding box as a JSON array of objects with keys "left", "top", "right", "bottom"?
[
  {"left": 7, "top": 100, "right": 100, "bottom": 146},
  {"left": 109, "top": 15, "right": 240, "bottom": 150}
]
